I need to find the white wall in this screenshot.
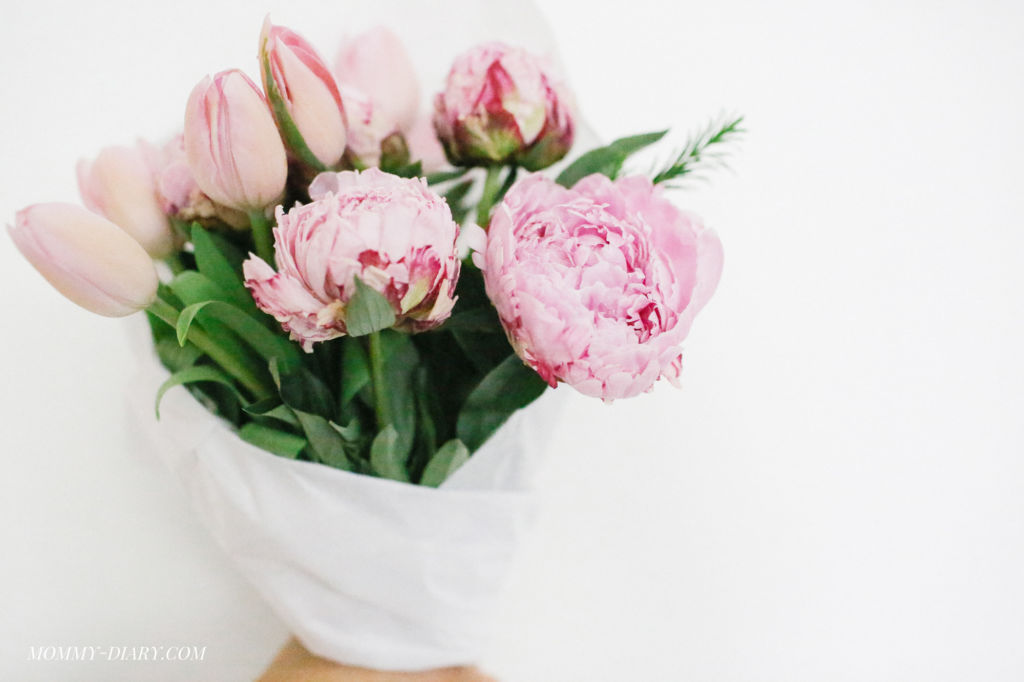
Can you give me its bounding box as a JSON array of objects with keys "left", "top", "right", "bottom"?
[{"left": 1, "top": 0, "right": 1022, "bottom": 680}]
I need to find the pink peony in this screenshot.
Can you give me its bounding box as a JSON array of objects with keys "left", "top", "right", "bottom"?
[
  {"left": 433, "top": 42, "right": 574, "bottom": 171},
  {"left": 338, "top": 85, "right": 402, "bottom": 169},
  {"left": 145, "top": 135, "right": 249, "bottom": 230},
  {"left": 243, "top": 169, "right": 460, "bottom": 351},
  {"left": 481, "top": 173, "right": 723, "bottom": 400}
]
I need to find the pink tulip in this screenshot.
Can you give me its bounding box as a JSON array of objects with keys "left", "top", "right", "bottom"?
[
  {"left": 183, "top": 69, "right": 288, "bottom": 211},
  {"left": 434, "top": 42, "right": 574, "bottom": 170},
  {"left": 244, "top": 169, "right": 460, "bottom": 351},
  {"left": 9, "top": 203, "right": 159, "bottom": 317},
  {"left": 335, "top": 27, "right": 420, "bottom": 133},
  {"left": 481, "top": 173, "right": 723, "bottom": 401},
  {"left": 260, "top": 18, "right": 348, "bottom": 169},
  {"left": 76, "top": 144, "right": 177, "bottom": 258}
]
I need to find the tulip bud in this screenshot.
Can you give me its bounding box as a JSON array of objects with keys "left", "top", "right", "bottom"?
[
  {"left": 76, "top": 143, "right": 177, "bottom": 258},
  {"left": 9, "top": 203, "right": 159, "bottom": 317},
  {"left": 434, "top": 42, "right": 574, "bottom": 170},
  {"left": 259, "top": 18, "right": 348, "bottom": 170},
  {"left": 183, "top": 69, "right": 288, "bottom": 211},
  {"left": 335, "top": 27, "right": 420, "bottom": 133}
]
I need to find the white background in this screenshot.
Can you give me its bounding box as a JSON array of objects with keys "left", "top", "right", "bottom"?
[{"left": 2, "top": 0, "right": 1023, "bottom": 680}]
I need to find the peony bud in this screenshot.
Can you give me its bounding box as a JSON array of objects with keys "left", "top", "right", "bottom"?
[
  {"left": 481, "top": 173, "right": 723, "bottom": 401},
  {"left": 147, "top": 135, "right": 249, "bottom": 230},
  {"left": 434, "top": 42, "right": 574, "bottom": 171},
  {"left": 9, "top": 203, "right": 159, "bottom": 317},
  {"left": 335, "top": 27, "right": 420, "bottom": 133},
  {"left": 244, "top": 169, "right": 460, "bottom": 351},
  {"left": 339, "top": 85, "right": 402, "bottom": 169},
  {"left": 183, "top": 69, "right": 288, "bottom": 211},
  {"left": 77, "top": 143, "right": 177, "bottom": 258},
  {"left": 260, "top": 18, "right": 348, "bottom": 170}
]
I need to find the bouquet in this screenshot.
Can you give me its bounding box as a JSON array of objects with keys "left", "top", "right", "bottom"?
[{"left": 8, "top": 11, "right": 740, "bottom": 674}]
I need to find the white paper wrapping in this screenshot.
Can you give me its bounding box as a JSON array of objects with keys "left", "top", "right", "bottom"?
[{"left": 128, "top": 316, "right": 562, "bottom": 671}]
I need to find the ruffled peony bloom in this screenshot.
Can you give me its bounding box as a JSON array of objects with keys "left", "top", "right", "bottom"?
[
  {"left": 77, "top": 143, "right": 177, "bottom": 258},
  {"left": 433, "top": 42, "right": 574, "bottom": 171},
  {"left": 260, "top": 18, "right": 348, "bottom": 169},
  {"left": 9, "top": 203, "right": 159, "bottom": 317},
  {"left": 244, "top": 169, "right": 461, "bottom": 351},
  {"left": 334, "top": 26, "right": 420, "bottom": 133},
  {"left": 184, "top": 69, "right": 288, "bottom": 211},
  {"left": 481, "top": 173, "right": 723, "bottom": 400}
]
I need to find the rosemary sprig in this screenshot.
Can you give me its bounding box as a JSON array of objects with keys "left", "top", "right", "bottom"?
[{"left": 651, "top": 114, "right": 745, "bottom": 187}]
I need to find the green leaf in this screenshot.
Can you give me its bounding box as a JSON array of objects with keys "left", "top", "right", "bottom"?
[
  {"left": 456, "top": 354, "right": 548, "bottom": 451},
  {"left": 651, "top": 115, "right": 745, "bottom": 186},
  {"left": 376, "top": 331, "right": 419, "bottom": 458},
  {"left": 238, "top": 423, "right": 307, "bottom": 459},
  {"left": 176, "top": 300, "right": 301, "bottom": 371},
  {"left": 345, "top": 277, "right": 396, "bottom": 337},
  {"left": 609, "top": 130, "right": 668, "bottom": 155},
  {"left": 295, "top": 412, "right": 353, "bottom": 470},
  {"left": 419, "top": 439, "right": 470, "bottom": 487},
  {"left": 242, "top": 398, "right": 300, "bottom": 428},
  {"left": 277, "top": 363, "right": 336, "bottom": 420},
  {"left": 441, "top": 306, "right": 504, "bottom": 334},
  {"left": 370, "top": 425, "right": 410, "bottom": 482},
  {"left": 191, "top": 224, "right": 260, "bottom": 314},
  {"left": 556, "top": 129, "right": 668, "bottom": 187},
  {"left": 155, "top": 366, "right": 243, "bottom": 418}
]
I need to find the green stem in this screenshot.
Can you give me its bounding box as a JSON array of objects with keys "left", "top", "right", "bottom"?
[
  {"left": 367, "top": 331, "right": 390, "bottom": 429},
  {"left": 148, "top": 298, "right": 272, "bottom": 399},
  {"left": 249, "top": 209, "right": 276, "bottom": 265},
  {"left": 476, "top": 165, "right": 504, "bottom": 227}
]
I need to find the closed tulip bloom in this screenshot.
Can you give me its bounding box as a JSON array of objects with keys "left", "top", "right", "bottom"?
[
  {"left": 9, "top": 203, "right": 159, "bottom": 317},
  {"left": 244, "top": 169, "right": 460, "bottom": 351},
  {"left": 434, "top": 42, "right": 574, "bottom": 170},
  {"left": 335, "top": 26, "right": 420, "bottom": 132},
  {"left": 482, "top": 174, "right": 723, "bottom": 401},
  {"left": 184, "top": 69, "right": 288, "bottom": 211},
  {"left": 76, "top": 143, "right": 176, "bottom": 258},
  {"left": 260, "top": 19, "right": 348, "bottom": 169}
]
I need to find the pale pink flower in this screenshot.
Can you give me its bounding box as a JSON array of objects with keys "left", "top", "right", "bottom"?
[
  {"left": 405, "top": 112, "right": 450, "bottom": 174},
  {"left": 76, "top": 143, "right": 176, "bottom": 258},
  {"left": 433, "top": 42, "right": 574, "bottom": 170},
  {"left": 183, "top": 69, "right": 288, "bottom": 211},
  {"left": 244, "top": 169, "right": 460, "bottom": 351},
  {"left": 481, "top": 173, "right": 723, "bottom": 400},
  {"left": 335, "top": 26, "right": 420, "bottom": 133},
  {"left": 339, "top": 85, "right": 402, "bottom": 168},
  {"left": 145, "top": 135, "right": 249, "bottom": 230},
  {"left": 260, "top": 18, "right": 348, "bottom": 169},
  {"left": 9, "top": 203, "right": 158, "bottom": 317}
]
